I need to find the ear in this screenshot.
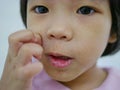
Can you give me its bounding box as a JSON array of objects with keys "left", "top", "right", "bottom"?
[{"left": 108, "top": 33, "right": 117, "bottom": 43}]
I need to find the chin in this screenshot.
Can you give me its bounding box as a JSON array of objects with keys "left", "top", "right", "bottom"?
[
  {"left": 47, "top": 70, "right": 78, "bottom": 82},
  {"left": 54, "top": 77, "right": 73, "bottom": 82}
]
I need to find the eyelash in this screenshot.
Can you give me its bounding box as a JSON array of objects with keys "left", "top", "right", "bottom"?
[
  {"left": 33, "top": 5, "right": 96, "bottom": 15},
  {"left": 33, "top": 5, "right": 49, "bottom": 14},
  {"left": 76, "top": 6, "right": 96, "bottom": 15}
]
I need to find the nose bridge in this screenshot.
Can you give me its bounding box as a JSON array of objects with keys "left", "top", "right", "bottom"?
[
  {"left": 53, "top": 16, "right": 69, "bottom": 32},
  {"left": 51, "top": 6, "right": 72, "bottom": 28},
  {"left": 53, "top": 11, "right": 69, "bottom": 25},
  {"left": 47, "top": 13, "right": 73, "bottom": 41}
]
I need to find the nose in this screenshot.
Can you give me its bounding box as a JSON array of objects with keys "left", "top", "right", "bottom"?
[{"left": 47, "top": 25, "right": 73, "bottom": 41}]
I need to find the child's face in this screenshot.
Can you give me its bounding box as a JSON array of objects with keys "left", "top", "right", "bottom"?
[{"left": 27, "top": 0, "right": 114, "bottom": 82}]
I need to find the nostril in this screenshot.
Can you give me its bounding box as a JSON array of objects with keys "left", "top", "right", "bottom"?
[
  {"left": 47, "top": 28, "right": 73, "bottom": 41},
  {"left": 50, "top": 34, "right": 66, "bottom": 39},
  {"left": 61, "top": 36, "right": 67, "bottom": 39},
  {"left": 50, "top": 34, "right": 55, "bottom": 38}
]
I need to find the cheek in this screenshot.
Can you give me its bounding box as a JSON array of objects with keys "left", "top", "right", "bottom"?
[
  {"left": 27, "top": 14, "right": 50, "bottom": 31},
  {"left": 73, "top": 20, "right": 111, "bottom": 63},
  {"left": 74, "top": 16, "right": 111, "bottom": 51},
  {"left": 73, "top": 32, "right": 110, "bottom": 68}
]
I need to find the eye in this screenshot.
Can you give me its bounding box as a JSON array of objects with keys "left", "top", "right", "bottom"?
[
  {"left": 77, "top": 6, "right": 95, "bottom": 15},
  {"left": 34, "top": 6, "right": 49, "bottom": 14}
]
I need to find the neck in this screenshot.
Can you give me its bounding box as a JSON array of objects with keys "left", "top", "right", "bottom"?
[{"left": 60, "top": 66, "right": 107, "bottom": 90}]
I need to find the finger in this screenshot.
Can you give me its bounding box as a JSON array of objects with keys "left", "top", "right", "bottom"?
[
  {"left": 16, "top": 43, "right": 43, "bottom": 80},
  {"left": 8, "top": 30, "right": 42, "bottom": 57},
  {"left": 17, "top": 61, "right": 43, "bottom": 80},
  {"left": 16, "top": 43, "right": 43, "bottom": 66},
  {"left": 32, "top": 31, "right": 43, "bottom": 46}
]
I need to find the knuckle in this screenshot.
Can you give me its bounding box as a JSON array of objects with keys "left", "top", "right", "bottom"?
[
  {"left": 20, "top": 43, "right": 43, "bottom": 56},
  {"left": 8, "top": 33, "right": 16, "bottom": 43},
  {"left": 21, "top": 44, "right": 31, "bottom": 52},
  {"left": 36, "top": 47, "right": 43, "bottom": 56}
]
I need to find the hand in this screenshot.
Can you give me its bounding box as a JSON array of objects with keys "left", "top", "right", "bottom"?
[{"left": 0, "top": 30, "right": 43, "bottom": 90}]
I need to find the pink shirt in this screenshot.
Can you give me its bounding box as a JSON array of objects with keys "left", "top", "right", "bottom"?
[{"left": 32, "top": 67, "right": 120, "bottom": 90}]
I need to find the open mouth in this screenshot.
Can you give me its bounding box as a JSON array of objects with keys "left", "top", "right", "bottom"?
[{"left": 47, "top": 53, "right": 73, "bottom": 68}]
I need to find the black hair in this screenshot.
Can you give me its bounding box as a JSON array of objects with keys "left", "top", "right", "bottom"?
[{"left": 20, "top": 0, "right": 120, "bottom": 56}]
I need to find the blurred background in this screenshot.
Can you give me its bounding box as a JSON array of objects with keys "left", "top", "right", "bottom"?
[{"left": 0, "top": 0, "right": 120, "bottom": 79}]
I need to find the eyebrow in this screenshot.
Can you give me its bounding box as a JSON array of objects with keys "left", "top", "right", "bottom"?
[
  {"left": 89, "top": 0, "right": 106, "bottom": 4},
  {"left": 77, "top": 0, "right": 106, "bottom": 6}
]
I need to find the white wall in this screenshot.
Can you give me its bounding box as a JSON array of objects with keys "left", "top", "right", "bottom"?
[
  {"left": 0, "top": 0, "right": 24, "bottom": 78},
  {"left": 0, "top": 0, "right": 120, "bottom": 79}
]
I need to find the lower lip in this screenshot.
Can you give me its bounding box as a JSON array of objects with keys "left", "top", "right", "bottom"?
[{"left": 48, "top": 56, "right": 72, "bottom": 68}]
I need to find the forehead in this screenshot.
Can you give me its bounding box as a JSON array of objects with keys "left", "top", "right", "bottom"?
[{"left": 28, "top": 0, "right": 108, "bottom": 5}]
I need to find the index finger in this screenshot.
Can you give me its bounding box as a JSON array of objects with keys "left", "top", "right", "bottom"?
[{"left": 8, "top": 29, "right": 42, "bottom": 57}]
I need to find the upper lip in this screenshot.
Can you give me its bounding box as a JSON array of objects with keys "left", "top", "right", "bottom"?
[{"left": 45, "top": 52, "right": 73, "bottom": 60}]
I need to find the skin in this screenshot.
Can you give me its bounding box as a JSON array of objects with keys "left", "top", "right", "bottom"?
[{"left": 0, "top": 0, "right": 117, "bottom": 90}]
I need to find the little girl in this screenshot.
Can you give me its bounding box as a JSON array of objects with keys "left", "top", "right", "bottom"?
[{"left": 0, "top": 0, "right": 120, "bottom": 90}]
